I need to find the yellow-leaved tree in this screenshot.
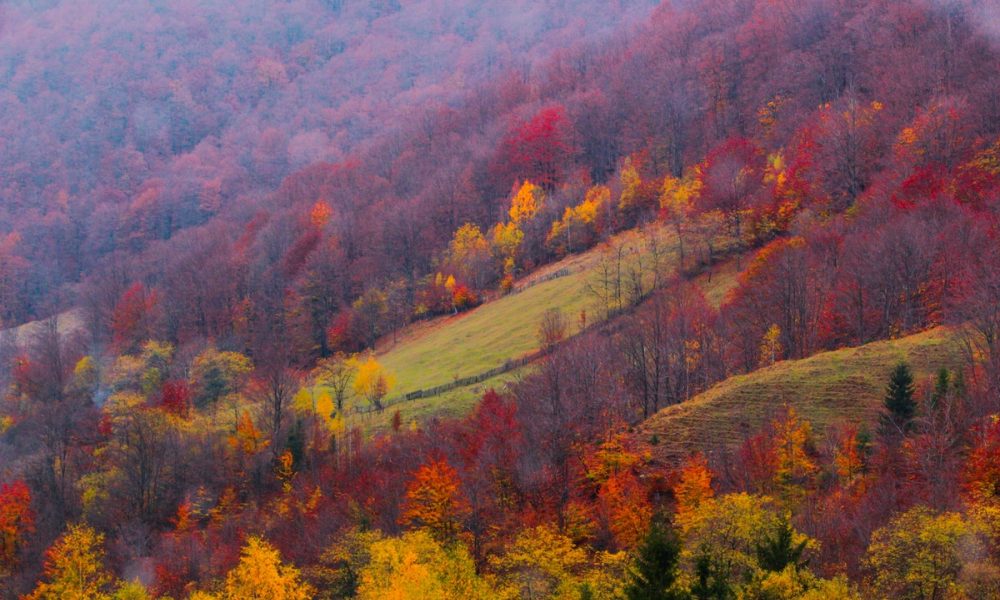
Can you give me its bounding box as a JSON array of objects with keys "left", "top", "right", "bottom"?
[
  {"left": 862, "top": 507, "right": 986, "bottom": 600},
  {"left": 448, "top": 223, "right": 494, "bottom": 288},
  {"left": 27, "top": 523, "right": 150, "bottom": 600},
  {"left": 208, "top": 536, "right": 314, "bottom": 600},
  {"left": 356, "top": 530, "right": 495, "bottom": 599},
  {"left": 660, "top": 169, "right": 701, "bottom": 269},
  {"left": 491, "top": 221, "right": 524, "bottom": 291},
  {"left": 617, "top": 156, "right": 645, "bottom": 217},
  {"left": 508, "top": 181, "right": 544, "bottom": 224},
  {"left": 491, "top": 524, "right": 595, "bottom": 599},
  {"left": 759, "top": 324, "right": 783, "bottom": 367},
  {"left": 546, "top": 184, "right": 607, "bottom": 255},
  {"left": 190, "top": 346, "right": 253, "bottom": 407},
  {"left": 680, "top": 493, "right": 787, "bottom": 583},
  {"left": 351, "top": 354, "right": 395, "bottom": 412}
]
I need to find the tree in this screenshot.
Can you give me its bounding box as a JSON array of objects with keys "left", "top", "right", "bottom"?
[
  {"left": 618, "top": 156, "right": 650, "bottom": 219},
  {"left": 599, "top": 470, "right": 654, "bottom": 550},
  {"left": 759, "top": 324, "right": 783, "bottom": 367},
  {"left": 500, "top": 106, "right": 572, "bottom": 190},
  {"left": 862, "top": 507, "right": 978, "bottom": 600},
  {"left": 491, "top": 524, "right": 588, "bottom": 598},
  {"left": 546, "top": 185, "right": 606, "bottom": 256},
  {"left": 190, "top": 347, "right": 253, "bottom": 407},
  {"left": 538, "top": 308, "right": 568, "bottom": 351},
  {"left": 98, "top": 393, "right": 181, "bottom": 523},
  {"left": 27, "top": 523, "right": 115, "bottom": 600},
  {"left": 357, "top": 530, "right": 492, "bottom": 599},
  {"left": 755, "top": 516, "right": 809, "bottom": 572},
  {"left": 110, "top": 283, "right": 160, "bottom": 353},
  {"left": 696, "top": 138, "right": 766, "bottom": 252},
  {"left": 680, "top": 494, "right": 806, "bottom": 585},
  {"left": 448, "top": 223, "right": 495, "bottom": 290},
  {"left": 965, "top": 417, "right": 1000, "bottom": 504},
  {"left": 832, "top": 425, "right": 869, "bottom": 489},
  {"left": 659, "top": 172, "right": 700, "bottom": 271},
  {"left": 0, "top": 480, "right": 34, "bottom": 577},
  {"left": 351, "top": 354, "right": 395, "bottom": 412},
  {"left": 690, "top": 551, "right": 731, "bottom": 600},
  {"left": 625, "top": 519, "right": 687, "bottom": 600},
  {"left": 352, "top": 288, "right": 389, "bottom": 348},
  {"left": 400, "top": 458, "right": 470, "bottom": 546},
  {"left": 309, "top": 200, "right": 333, "bottom": 228},
  {"left": 771, "top": 407, "right": 818, "bottom": 497},
  {"left": 880, "top": 363, "right": 917, "bottom": 440},
  {"left": 674, "top": 453, "right": 714, "bottom": 531},
  {"left": 508, "top": 180, "right": 544, "bottom": 225},
  {"left": 310, "top": 528, "right": 383, "bottom": 600},
  {"left": 217, "top": 536, "right": 314, "bottom": 600},
  {"left": 799, "top": 98, "right": 886, "bottom": 211},
  {"left": 313, "top": 352, "right": 356, "bottom": 412}
]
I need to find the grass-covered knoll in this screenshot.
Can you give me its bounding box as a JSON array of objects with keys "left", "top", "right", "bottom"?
[
  {"left": 636, "top": 327, "right": 962, "bottom": 465},
  {"left": 377, "top": 225, "right": 675, "bottom": 398}
]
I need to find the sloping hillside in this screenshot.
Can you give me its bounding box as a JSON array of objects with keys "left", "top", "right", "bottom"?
[
  {"left": 365, "top": 226, "right": 740, "bottom": 429},
  {"left": 376, "top": 226, "right": 669, "bottom": 398},
  {"left": 636, "top": 327, "right": 962, "bottom": 465}
]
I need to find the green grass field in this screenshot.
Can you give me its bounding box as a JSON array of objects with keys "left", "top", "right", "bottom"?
[
  {"left": 636, "top": 327, "right": 963, "bottom": 465},
  {"left": 377, "top": 226, "right": 669, "bottom": 396},
  {"left": 361, "top": 226, "right": 742, "bottom": 432}
]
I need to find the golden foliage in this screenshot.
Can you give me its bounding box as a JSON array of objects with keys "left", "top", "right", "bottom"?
[
  {"left": 617, "top": 156, "right": 643, "bottom": 213},
  {"left": 357, "top": 530, "right": 494, "bottom": 599},
  {"left": 759, "top": 324, "right": 783, "bottom": 367},
  {"left": 351, "top": 353, "right": 395, "bottom": 410},
  {"left": 491, "top": 524, "right": 588, "bottom": 599},
  {"left": 509, "top": 181, "right": 544, "bottom": 224},
  {"left": 217, "top": 536, "right": 314, "bottom": 600},
  {"left": 491, "top": 221, "right": 524, "bottom": 273},
  {"left": 26, "top": 523, "right": 115, "bottom": 600},
  {"left": 771, "top": 407, "right": 818, "bottom": 492},
  {"left": 862, "top": 507, "right": 983, "bottom": 600}
]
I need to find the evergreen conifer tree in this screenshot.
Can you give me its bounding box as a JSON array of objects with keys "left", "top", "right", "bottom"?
[
  {"left": 879, "top": 362, "right": 916, "bottom": 439},
  {"left": 626, "top": 519, "right": 688, "bottom": 600}
]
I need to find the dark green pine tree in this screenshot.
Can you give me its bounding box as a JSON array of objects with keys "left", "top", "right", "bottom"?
[
  {"left": 755, "top": 516, "right": 809, "bottom": 572},
  {"left": 690, "top": 551, "right": 732, "bottom": 600},
  {"left": 626, "top": 519, "right": 689, "bottom": 600},
  {"left": 929, "top": 368, "right": 950, "bottom": 412},
  {"left": 879, "top": 362, "right": 916, "bottom": 439}
]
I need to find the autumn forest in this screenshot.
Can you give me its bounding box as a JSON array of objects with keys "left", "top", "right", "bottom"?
[{"left": 2, "top": 0, "right": 1000, "bottom": 598}]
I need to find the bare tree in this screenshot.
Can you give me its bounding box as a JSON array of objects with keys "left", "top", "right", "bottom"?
[{"left": 537, "top": 308, "right": 568, "bottom": 351}]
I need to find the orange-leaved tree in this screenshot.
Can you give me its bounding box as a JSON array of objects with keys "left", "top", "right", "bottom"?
[
  {"left": 673, "top": 452, "right": 714, "bottom": 531},
  {"left": 771, "top": 406, "right": 818, "bottom": 500},
  {"left": 400, "top": 458, "right": 470, "bottom": 545}
]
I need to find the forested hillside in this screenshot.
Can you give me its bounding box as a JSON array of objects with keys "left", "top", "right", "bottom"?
[{"left": 3, "top": 0, "right": 1000, "bottom": 598}]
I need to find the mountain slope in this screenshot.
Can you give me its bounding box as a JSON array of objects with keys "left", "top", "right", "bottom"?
[{"left": 635, "top": 327, "right": 961, "bottom": 465}]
